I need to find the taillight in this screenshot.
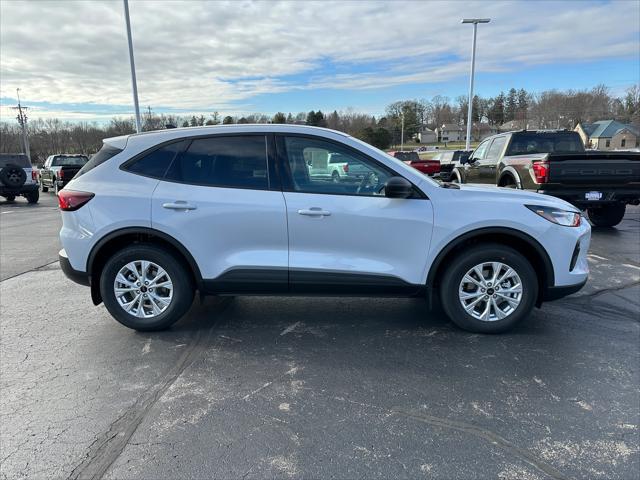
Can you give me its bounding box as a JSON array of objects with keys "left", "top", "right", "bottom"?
[
  {"left": 58, "top": 169, "right": 65, "bottom": 180},
  {"left": 58, "top": 190, "right": 94, "bottom": 211},
  {"left": 532, "top": 160, "right": 549, "bottom": 184},
  {"left": 31, "top": 170, "right": 38, "bottom": 181},
  {"left": 342, "top": 164, "right": 349, "bottom": 173}
]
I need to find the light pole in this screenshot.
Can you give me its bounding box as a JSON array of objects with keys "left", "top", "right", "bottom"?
[
  {"left": 461, "top": 18, "right": 490, "bottom": 150},
  {"left": 123, "top": 0, "right": 142, "bottom": 133}
]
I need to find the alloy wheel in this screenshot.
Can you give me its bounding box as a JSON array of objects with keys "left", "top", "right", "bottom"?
[{"left": 114, "top": 260, "right": 173, "bottom": 318}]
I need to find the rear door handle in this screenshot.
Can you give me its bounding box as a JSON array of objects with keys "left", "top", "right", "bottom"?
[
  {"left": 297, "top": 207, "right": 331, "bottom": 217},
  {"left": 162, "top": 201, "right": 197, "bottom": 211}
]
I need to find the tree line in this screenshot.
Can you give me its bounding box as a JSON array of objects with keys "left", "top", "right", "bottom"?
[{"left": 1, "top": 84, "right": 637, "bottom": 161}]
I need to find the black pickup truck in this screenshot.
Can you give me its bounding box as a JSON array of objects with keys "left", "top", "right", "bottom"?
[
  {"left": 451, "top": 130, "right": 640, "bottom": 227},
  {"left": 39, "top": 154, "right": 89, "bottom": 194}
]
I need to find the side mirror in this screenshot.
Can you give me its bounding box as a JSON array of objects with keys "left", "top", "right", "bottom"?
[{"left": 384, "top": 176, "right": 413, "bottom": 199}]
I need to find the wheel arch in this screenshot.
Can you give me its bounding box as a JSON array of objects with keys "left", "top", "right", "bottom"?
[
  {"left": 87, "top": 227, "right": 203, "bottom": 305},
  {"left": 426, "top": 227, "right": 554, "bottom": 307},
  {"left": 498, "top": 167, "right": 522, "bottom": 188}
]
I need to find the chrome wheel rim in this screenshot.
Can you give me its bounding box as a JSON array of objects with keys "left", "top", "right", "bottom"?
[
  {"left": 114, "top": 260, "right": 173, "bottom": 318},
  {"left": 458, "top": 262, "right": 523, "bottom": 322}
]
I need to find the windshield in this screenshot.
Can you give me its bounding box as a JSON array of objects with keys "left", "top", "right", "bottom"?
[
  {"left": 52, "top": 156, "right": 89, "bottom": 167},
  {"left": 506, "top": 132, "right": 585, "bottom": 155},
  {"left": 0, "top": 154, "right": 30, "bottom": 168}
]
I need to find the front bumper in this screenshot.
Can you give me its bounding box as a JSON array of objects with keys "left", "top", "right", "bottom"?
[
  {"left": 59, "top": 249, "right": 90, "bottom": 286},
  {"left": 544, "top": 278, "right": 588, "bottom": 301}
]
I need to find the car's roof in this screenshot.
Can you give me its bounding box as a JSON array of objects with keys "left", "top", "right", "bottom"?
[{"left": 108, "top": 124, "right": 349, "bottom": 145}]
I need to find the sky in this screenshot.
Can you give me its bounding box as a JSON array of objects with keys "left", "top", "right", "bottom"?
[{"left": 0, "top": 0, "right": 638, "bottom": 123}]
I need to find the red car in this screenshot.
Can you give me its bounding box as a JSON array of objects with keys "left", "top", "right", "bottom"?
[{"left": 389, "top": 151, "right": 440, "bottom": 176}]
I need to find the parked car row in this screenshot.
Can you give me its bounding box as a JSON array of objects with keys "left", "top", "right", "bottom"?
[{"left": 443, "top": 130, "right": 640, "bottom": 227}]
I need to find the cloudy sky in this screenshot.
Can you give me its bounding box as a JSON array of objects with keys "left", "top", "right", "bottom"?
[{"left": 0, "top": 0, "right": 638, "bottom": 122}]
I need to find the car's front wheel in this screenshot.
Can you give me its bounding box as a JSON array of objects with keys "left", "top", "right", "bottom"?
[
  {"left": 439, "top": 243, "right": 537, "bottom": 333},
  {"left": 100, "top": 244, "right": 195, "bottom": 331}
]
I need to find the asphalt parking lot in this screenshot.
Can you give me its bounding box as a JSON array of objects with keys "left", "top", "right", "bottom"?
[{"left": 1, "top": 193, "right": 638, "bottom": 479}]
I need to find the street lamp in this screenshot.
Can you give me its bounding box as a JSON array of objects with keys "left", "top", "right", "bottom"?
[
  {"left": 123, "top": 0, "right": 142, "bottom": 133},
  {"left": 461, "top": 18, "right": 490, "bottom": 150}
]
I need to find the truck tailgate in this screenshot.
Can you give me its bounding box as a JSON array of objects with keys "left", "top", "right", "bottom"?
[{"left": 548, "top": 152, "right": 640, "bottom": 185}]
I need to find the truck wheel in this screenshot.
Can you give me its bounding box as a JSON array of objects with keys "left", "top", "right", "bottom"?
[
  {"left": 41, "top": 182, "right": 48, "bottom": 192},
  {"left": 587, "top": 204, "right": 626, "bottom": 227},
  {"left": 25, "top": 190, "right": 39, "bottom": 204},
  {"left": 100, "top": 244, "right": 195, "bottom": 331},
  {"left": 439, "top": 243, "right": 537, "bottom": 334},
  {"left": 450, "top": 171, "right": 461, "bottom": 183},
  {"left": 4, "top": 195, "right": 16, "bottom": 202},
  {"left": 331, "top": 171, "right": 340, "bottom": 183}
]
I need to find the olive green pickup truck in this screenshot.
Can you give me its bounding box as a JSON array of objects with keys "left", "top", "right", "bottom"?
[{"left": 450, "top": 130, "right": 640, "bottom": 227}]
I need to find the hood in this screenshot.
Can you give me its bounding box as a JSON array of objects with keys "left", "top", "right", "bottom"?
[{"left": 454, "top": 183, "right": 579, "bottom": 211}]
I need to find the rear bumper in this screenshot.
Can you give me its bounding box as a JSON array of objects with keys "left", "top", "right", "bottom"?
[
  {"left": 543, "top": 278, "right": 588, "bottom": 301},
  {"left": 59, "top": 249, "right": 90, "bottom": 286},
  {"left": 536, "top": 187, "right": 640, "bottom": 208},
  {"left": 0, "top": 183, "right": 38, "bottom": 195}
]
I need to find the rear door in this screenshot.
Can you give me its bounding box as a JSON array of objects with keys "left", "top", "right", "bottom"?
[
  {"left": 277, "top": 134, "right": 433, "bottom": 292},
  {"left": 150, "top": 134, "right": 289, "bottom": 291},
  {"left": 480, "top": 135, "right": 507, "bottom": 184}
]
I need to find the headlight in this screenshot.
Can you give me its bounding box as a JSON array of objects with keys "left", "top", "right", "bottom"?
[{"left": 526, "top": 205, "right": 581, "bottom": 227}]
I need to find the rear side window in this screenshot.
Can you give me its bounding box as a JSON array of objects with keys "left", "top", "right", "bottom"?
[
  {"left": 126, "top": 141, "right": 187, "bottom": 178},
  {"left": 0, "top": 155, "right": 30, "bottom": 168},
  {"left": 76, "top": 144, "right": 122, "bottom": 178},
  {"left": 486, "top": 137, "right": 507, "bottom": 159},
  {"left": 165, "top": 136, "right": 268, "bottom": 189}
]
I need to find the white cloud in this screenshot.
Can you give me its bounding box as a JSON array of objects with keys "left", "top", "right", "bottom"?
[{"left": 0, "top": 0, "right": 638, "bottom": 112}]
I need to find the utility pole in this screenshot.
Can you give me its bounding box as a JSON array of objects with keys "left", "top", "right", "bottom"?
[
  {"left": 11, "top": 88, "right": 30, "bottom": 161},
  {"left": 123, "top": 0, "right": 142, "bottom": 133},
  {"left": 462, "top": 18, "right": 490, "bottom": 150},
  {"left": 400, "top": 111, "right": 405, "bottom": 151}
]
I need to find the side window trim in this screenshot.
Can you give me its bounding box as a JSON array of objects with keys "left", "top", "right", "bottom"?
[{"left": 274, "top": 133, "right": 427, "bottom": 199}]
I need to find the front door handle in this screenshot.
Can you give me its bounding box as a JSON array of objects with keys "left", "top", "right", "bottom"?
[
  {"left": 297, "top": 207, "right": 331, "bottom": 217},
  {"left": 162, "top": 201, "right": 197, "bottom": 211}
]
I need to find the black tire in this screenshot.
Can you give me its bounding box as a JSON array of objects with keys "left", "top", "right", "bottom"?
[
  {"left": 0, "top": 164, "right": 27, "bottom": 188},
  {"left": 41, "top": 182, "right": 48, "bottom": 192},
  {"left": 100, "top": 244, "right": 195, "bottom": 331},
  {"left": 331, "top": 171, "right": 340, "bottom": 183},
  {"left": 500, "top": 176, "right": 517, "bottom": 188},
  {"left": 25, "top": 190, "right": 39, "bottom": 204},
  {"left": 450, "top": 170, "right": 461, "bottom": 183},
  {"left": 439, "top": 243, "right": 538, "bottom": 333},
  {"left": 4, "top": 195, "right": 16, "bottom": 202},
  {"left": 587, "top": 204, "right": 626, "bottom": 228}
]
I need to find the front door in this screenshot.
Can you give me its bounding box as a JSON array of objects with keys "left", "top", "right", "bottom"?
[
  {"left": 277, "top": 134, "right": 434, "bottom": 292},
  {"left": 464, "top": 138, "right": 490, "bottom": 184}
]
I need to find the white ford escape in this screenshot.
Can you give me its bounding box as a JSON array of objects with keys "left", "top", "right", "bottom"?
[{"left": 59, "top": 125, "right": 590, "bottom": 333}]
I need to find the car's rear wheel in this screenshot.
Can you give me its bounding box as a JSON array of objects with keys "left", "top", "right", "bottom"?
[
  {"left": 587, "top": 204, "right": 626, "bottom": 228},
  {"left": 439, "top": 244, "right": 537, "bottom": 333},
  {"left": 100, "top": 244, "right": 194, "bottom": 331},
  {"left": 4, "top": 195, "right": 15, "bottom": 202}
]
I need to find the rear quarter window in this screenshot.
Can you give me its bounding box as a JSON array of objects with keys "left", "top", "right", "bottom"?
[
  {"left": 75, "top": 144, "right": 122, "bottom": 178},
  {"left": 124, "top": 141, "right": 188, "bottom": 179}
]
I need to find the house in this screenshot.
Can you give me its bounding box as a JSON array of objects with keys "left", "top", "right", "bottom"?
[
  {"left": 415, "top": 126, "right": 437, "bottom": 143},
  {"left": 575, "top": 120, "right": 639, "bottom": 150},
  {"left": 470, "top": 122, "right": 499, "bottom": 141},
  {"left": 498, "top": 119, "right": 540, "bottom": 132},
  {"left": 436, "top": 123, "right": 465, "bottom": 142}
]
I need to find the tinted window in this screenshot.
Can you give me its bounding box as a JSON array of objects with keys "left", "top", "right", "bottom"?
[
  {"left": 75, "top": 144, "right": 122, "bottom": 178},
  {"left": 485, "top": 137, "right": 507, "bottom": 159},
  {"left": 394, "top": 152, "right": 420, "bottom": 161},
  {"left": 283, "top": 136, "right": 392, "bottom": 196},
  {"left": 506, "top": 132, "right": 585, "bottom": 155},
  {"left": 165, "top": 136, "right": 268, "bottom": 189},
  {"left": 470, "top": 140, "right": 490, "bottom": 160},
  {"left": 52, "top": 156, "right": 88, "bottom": 167},
  {"left": 127, "top": 141, "right": 187, "bottom": 178}
]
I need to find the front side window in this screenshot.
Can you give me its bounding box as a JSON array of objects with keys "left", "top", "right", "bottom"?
[
  {"left": 471, "top": 139, "right": 490, "bottom": 161},
  {"left": 282, "top": 136, "right": 392, "bottom": 196},
  {"left": 165, "top": 136, "right": 268, "bottom": 189}
]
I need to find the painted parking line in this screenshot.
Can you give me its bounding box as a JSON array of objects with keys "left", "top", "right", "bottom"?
[
  {"left": 621, "top": 263, "right": 640, "bottom": 271},
  {"left": 587, "top": 253, "right": 609, "bottom": 261}
]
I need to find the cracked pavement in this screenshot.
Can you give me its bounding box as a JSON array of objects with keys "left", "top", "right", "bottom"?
[{"left": 1, "top": 195, "right": 638, "bottom": 479}]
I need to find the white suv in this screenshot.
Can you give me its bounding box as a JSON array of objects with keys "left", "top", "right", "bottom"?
[{"left": 59, "top": 125, "right": 590, "bottom": 333}]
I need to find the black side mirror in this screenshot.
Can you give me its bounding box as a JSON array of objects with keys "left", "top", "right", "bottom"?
[{"left": 384, "top": 176, "right": 413, "bottom": 199}]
